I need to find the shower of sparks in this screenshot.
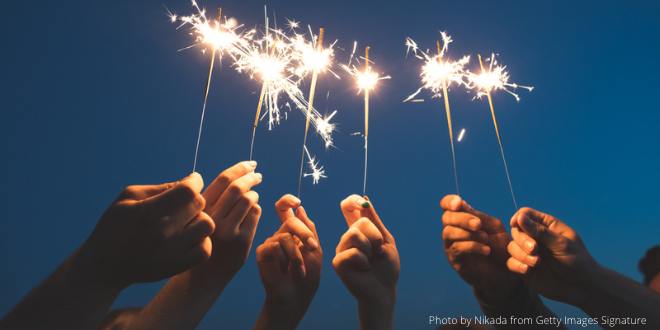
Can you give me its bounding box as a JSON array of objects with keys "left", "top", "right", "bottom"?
[
  {"left": 168, "top": 1, "right": 254, "bottom": 172},
  {"left": 404, "top": 32, "right": 470, "bottom": 102},
  {"left": 466, "top": 53, "right": 533, "bottom": 101},
  {"left": 303, "top": 146, "right": 327, "bottom": 184},
  {"left": 457, "top": 128, "right": 465, "bottom": 142},
  {"left": 404, "top": 31, "right": 471, "bottom": 195}
]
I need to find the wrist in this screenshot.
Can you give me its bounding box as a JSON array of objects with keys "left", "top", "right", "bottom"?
[
  {"left": 68, "top": 245, "right": 126, "bottom": 295},
  {"left": 475, "top": 277, "right": 526, "bottom": 306},
  {"left": 357, "top": 290, "right": 396, "bottom": 330},
  {"left": 255, "top": 299, "right": 307, "bottom": 330}
]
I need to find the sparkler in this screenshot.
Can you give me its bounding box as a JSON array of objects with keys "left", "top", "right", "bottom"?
[
  {"left": 467, "top": 53, "right": 533, "bottom": 210},
  {"left": 340, "top": 45, "right": 390, "bottom": 196},
  {"left": 170, "top": 1, "right": 253, "bottom": 172},
  {"left": 297, "top": 28, "right": 327, "bottom": 198},
  {"left": 405, "top": 32, "right": 470, "bottom": 195},
  {"left": 303, "top": 145, "right": 327, "bottom": 185}
]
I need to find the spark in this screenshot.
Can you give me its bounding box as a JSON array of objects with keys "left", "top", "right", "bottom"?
[
  {"left": 303, "top": 146, "right": 327, "bottom": 184},
  {"left": 466, "top": 53, "right": 533, "bottom": 102},
  {"left": 458, "top": 128, "right": 465, "bottom": 142},
  {"left": 404, "top": 32, "right": 470, "bottom": 102},
  {"left": 286, "top": 18, "right": 299, "bottom": 31}
]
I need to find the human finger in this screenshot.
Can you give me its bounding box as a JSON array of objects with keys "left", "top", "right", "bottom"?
[
  {"left": 275, "top": 194, "right": 301, "bottom": 224},
  {"left": 223, "top": 190, "right": 259, "bottom": 230},
  {"left": 180, "top": 212, "right": 216, "bottom": 247},
  {"left": 203, "top": 161, "right": 257, "bottom": 207},
  {"left": 340, "top": 194, "right": 365, "bottom": 226},
  {"left": 441, "top": 226, "right": 489, "bottom": 249},
  {"left": 139, "top": 173, "right": 204, "bottom": 217},
  {"left": 332, "top": 248, "right": 370, "bottom": 274},
  {"left": 239, "top": 204, "right": 262, "bottom": 238},
  {"left": 279, "top": 216, "right": 319, "bottom": 251},
  {"left": 507, "top": 256, "right": 531, "bottom": 275},
  {"left": 277, "top": 233, "right": 306, "bottom": 278},
  {"left": 446, "top": 241, "right": 491, "bottom": 261},
  {"left": 336, "top": 226, "right": 372, "bottom": 257},
  {"left": 439, "top": 194, "right": 475, "bottom": 213},
  {"left": 295, "top": 206, "right": 318, "bottom": 241},
  {"left": 256, "top": 239, "right": 289, "bottom": 274},
  {"left": 442, "top": 210, "right": 482, "bottom": 232},
  {"left": 507, "top": 240, "right": 539, "bottom": 267},
  {"left": 211, "top": 172, "right": 262, "bottom": 219},
  {"left": 361, "top": 196, "right": 394, "bottom": 244},
  {"left": 514, "top": 212, "right": 568, "bottom": 253},
  {"left": 351, "top": 218, "right": 383, "bottom": 256},
  {"left": 511, "top": 226, "right": 538, "bottom": 255}
]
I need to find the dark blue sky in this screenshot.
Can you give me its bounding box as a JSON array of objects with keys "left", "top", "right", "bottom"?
[{"left": 1, "top": 1, "right": 659, "bottom": 329}]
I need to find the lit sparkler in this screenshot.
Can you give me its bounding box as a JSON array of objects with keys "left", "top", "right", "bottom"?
[
  {"left": 303, "top": 145, "right": 327, "bottom": 185},
  {"left": 466, "top": 53, "right": 533, "bottom": 210},
  {"left": 341, "top": 45, "right": 390, "bottom": 196},
  {"left": 169, "top": 1, "right": 253, "bottom": 172},
  {"left": 296, "top": 28, "right": 333, "bottom": 198},
  {"left": 405, "top": 32, "right": 470, "bottom": 195}
]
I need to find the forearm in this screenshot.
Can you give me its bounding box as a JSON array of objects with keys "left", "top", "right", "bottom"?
[
  {"left": 576, "top": 265, "right": 660, "bottom": 328},
  {"left": 474, "top": 285, "right": 568, "bottom": 330},
  {"left": 125, "top": 266, "right": 231, "bottom": 330},
  {"left": 0, "top": 249, "right": 121, "bottom": 330},
  {"left": 357, "top": 296, "right": 395, "bottom": 330}
]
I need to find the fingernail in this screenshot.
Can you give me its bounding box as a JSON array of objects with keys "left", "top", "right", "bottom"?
[
  {"left": 292, "top": 197, "right": 301, "bottom": 204},
  {"left": 254, "top": 173, "right": 262, "bottom": 181},
  {"left": 481, "top": 245, "right": 491, "bottom": 254},
  {"left": 469, "top": 219, "right": 480, "bottom": 230},
  {"left": 520, "top": 263, "right": 529, "bottom": 273},
  {"left": 249, "top": 161, "right": 257, "bottom": 168},
  {"left": 298, "top": 265, "right": 306, "bottom": 278},
  {"left": 527, "top": 255, "right": 538, "bottom": 266},
  {"left": 357, "top": 198, "right": 371, "bottom": 208},
  {"left": 524, "top": 240, "right": 535, "bottom": 253},
  {"left": 466, "top": 203, "right": 475, "bottom": 213},
  {"left": 451, "top": 196, "right": 461, "bottom": 210},
  {"left": 307, "top": 237, "right": 319, "bottom": 250}
]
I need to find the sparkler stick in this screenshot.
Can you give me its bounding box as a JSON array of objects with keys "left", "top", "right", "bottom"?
[
  {"left": 477, "top": 53, "right": 517, "bottom": 210},
  {"left": 438, "top": 41, "right": 460, "bottom": 195},
  {"left": 363, "top": 46, "right": 370, "bottom": 196},
  {"left": 297, "top": 28, "right": 324, "bottom": 199},
  {"left": 192, "top": 7, "right": 222, "bottom": 173},
  {"left": 250, "top": 39, "right": 278, "bottom": 161}
]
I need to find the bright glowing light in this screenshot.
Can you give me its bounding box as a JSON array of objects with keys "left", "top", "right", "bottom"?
[
  {"left": 458, "top": 128, "right": 465, "bottom": 141},
  {"left": 404, "top": 32, "right": 470, "bottom": 102},
  {"left": 466, "top": 53, "right": 533, "bottom": 102}
]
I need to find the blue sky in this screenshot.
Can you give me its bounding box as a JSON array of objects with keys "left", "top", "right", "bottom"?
[{"left": 1, "top": 0, "right": 659, "bottom": 329}]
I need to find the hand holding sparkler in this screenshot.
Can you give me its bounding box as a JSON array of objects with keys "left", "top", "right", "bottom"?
[
  {"left": 254, "top": 195, "right": 322, "bottom": 330},
  {"left": 334, "top": 195, "right": 399, "bottom": 330}
]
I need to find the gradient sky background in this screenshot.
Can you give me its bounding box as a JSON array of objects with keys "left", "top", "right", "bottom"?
[{"left": 1, "top": 0, "right": 659, "bottom": 329}]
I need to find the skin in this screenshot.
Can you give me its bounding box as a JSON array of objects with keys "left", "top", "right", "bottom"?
[
  {"left": 440, "top": 194, "right": 523, "bottom": 304},
  {"left": 0, "top": 173, "right": 214, "bottom": 330},
  {"left": 124, "top": 161, "right": 263, "bottom": 330},
  {"left": 253, "top": 194, "right": 322, "bottom": 330},
  {"left": 333, "top": 195, "right": 400, "bottom": 330},
  {"left": 508, "top": 208, "right": 660, "bottom": 328}
]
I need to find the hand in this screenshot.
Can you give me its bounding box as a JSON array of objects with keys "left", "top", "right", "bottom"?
[
  {"left": 507, "top": 207, "right": 599, "bottom": 305},
  {"left": 198, "top": 161, "right": 263, "bottom": 281},
  {"left": 254, "top": 195, "right": 322, "bottom": 329},
  {"left": 333, "top": 195, "right": 399, "bottom": 309},
  {"left": 79, "top": 173, "right": 215, "bottom": 288},
  {"left": 440, "top": 195, "right": 521, "bottom": 303}
]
